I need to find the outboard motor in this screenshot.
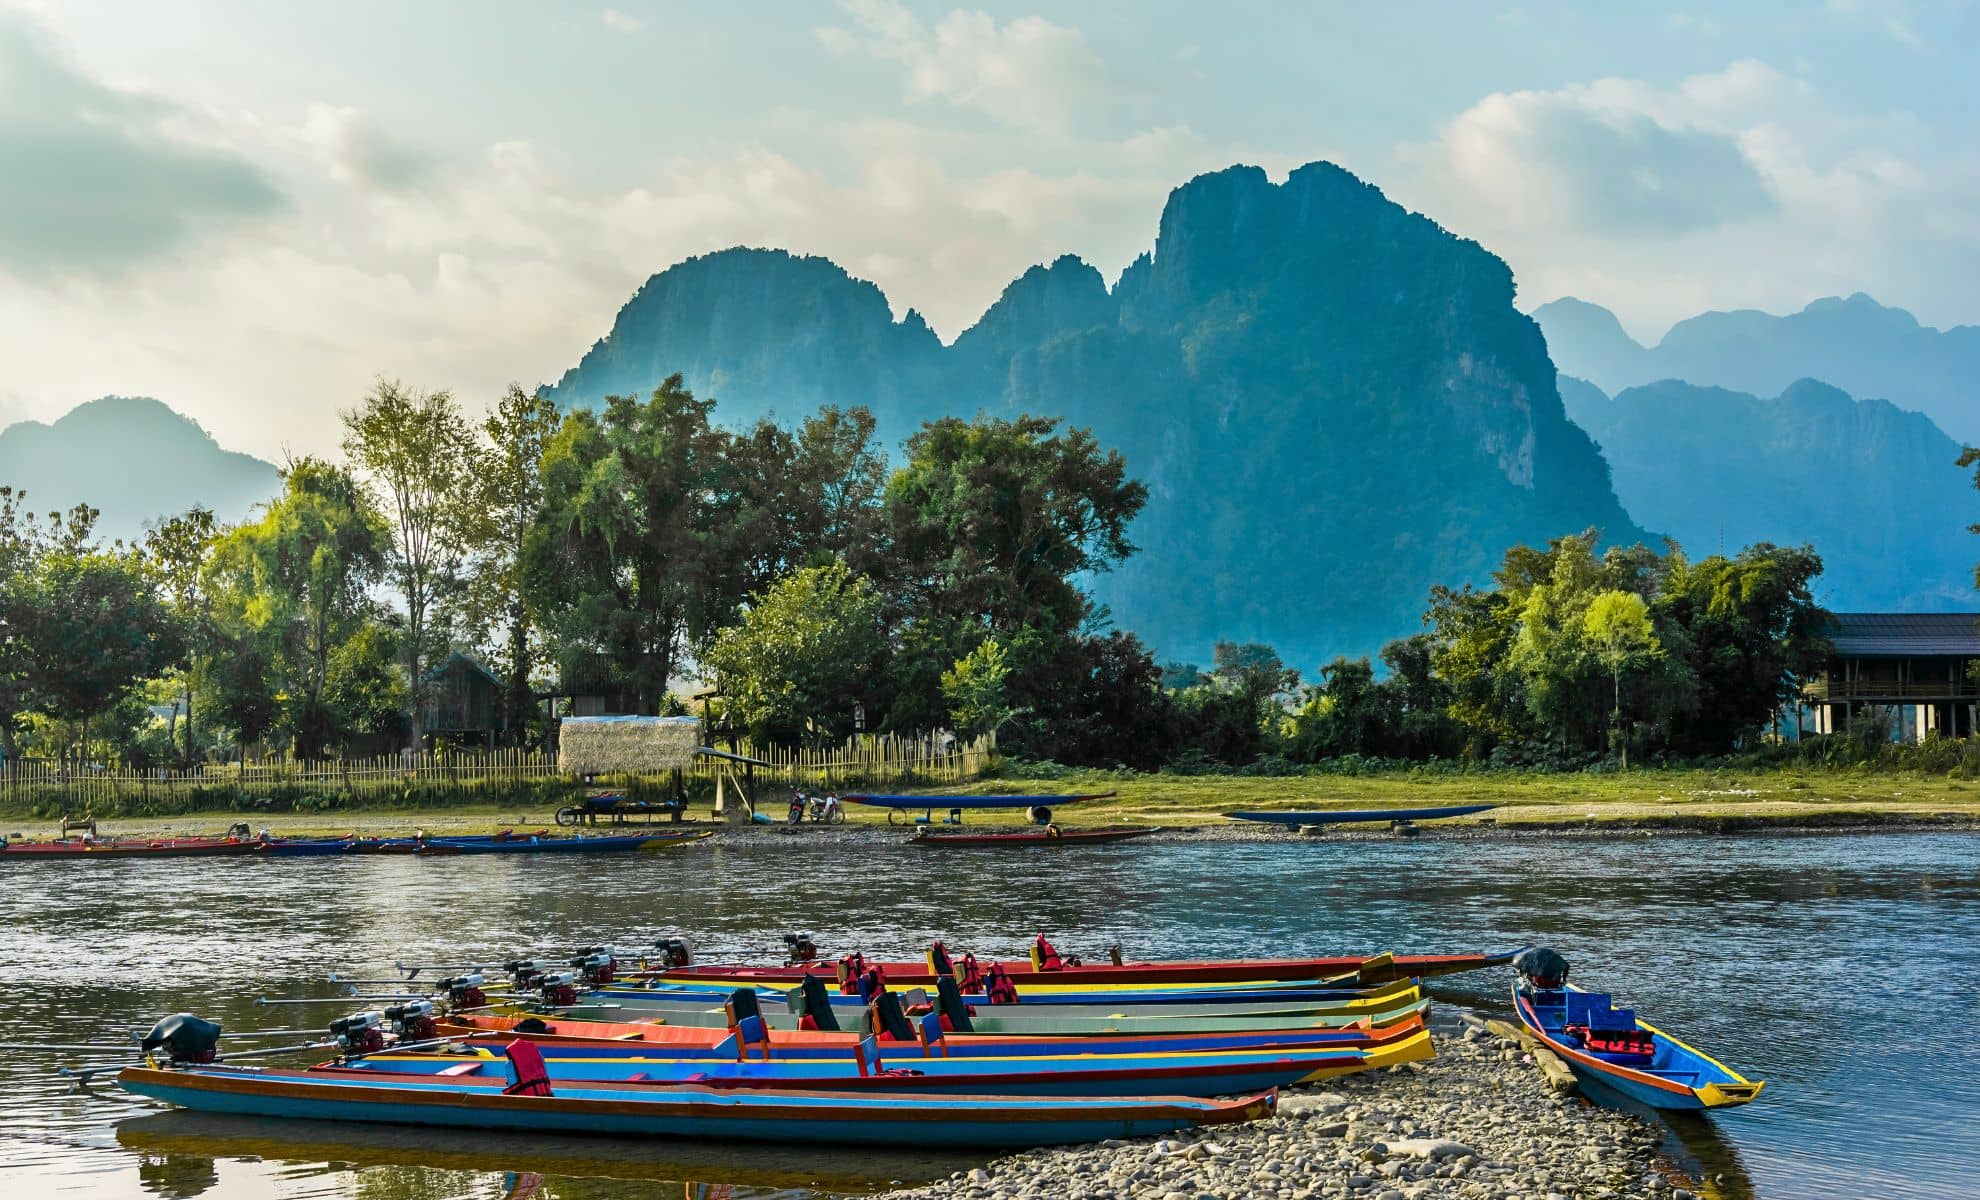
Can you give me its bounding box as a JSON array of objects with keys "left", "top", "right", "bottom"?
[
  {"left": 439, "top": 973, "right": 487, "bottom": 1010},
  {"left": 140, "top": 1013, "right": 222, "bottom": 1064},
  {"left": 1513, "top": 946, "right": 1571, "bottom": 993},
  {"left": 653, "top": 937, "right": 693, "bottom": 969},
  {"left": 782, "top": 932, "right": 818, "bottom": 964},
  {"left": 505, "top": 959, "right": 544, "bottom": 989},
  {"left": 385, "top": 1000, "right": 438, "bottom": 1042},
  {"left": 537, "top": 970, "right": 580, "bottom": 1007},
  {"left": 330, "top": 1010, "right": 386, "bottom": 1055},
  {"left": 572, "top": 950, "right": 615, "bottom": 987}
]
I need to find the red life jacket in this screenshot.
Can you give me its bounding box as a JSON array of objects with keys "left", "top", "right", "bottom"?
[
  {"left": 985, "top": 963, "right": 1020, "bottom": 1004},
  {"left": 1032, "top": 935, "right": 1065, "bottom": 972}
]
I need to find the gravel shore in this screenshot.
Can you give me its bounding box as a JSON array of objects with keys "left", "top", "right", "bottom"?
[{"left": 875, "top": 1018, "right": 1687, "bottom": 1200}]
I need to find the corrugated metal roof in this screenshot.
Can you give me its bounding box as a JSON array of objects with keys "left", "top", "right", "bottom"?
[{"left": 1827, "top": 613, "right": 1980, "bottom": 657}]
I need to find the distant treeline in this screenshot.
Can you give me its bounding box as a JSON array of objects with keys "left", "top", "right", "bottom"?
[{"left": 0, "top": 375, "right": 1835, "bottom": 772}]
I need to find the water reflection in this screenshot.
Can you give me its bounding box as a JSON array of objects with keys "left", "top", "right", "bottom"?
[{"left": 0, "top": 831, "right": 1973, "bottom": 1198}]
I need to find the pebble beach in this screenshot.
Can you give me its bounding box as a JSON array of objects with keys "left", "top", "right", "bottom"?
[{"left": 879, "top": 1018, "right": 1692, "bottom": 1200}]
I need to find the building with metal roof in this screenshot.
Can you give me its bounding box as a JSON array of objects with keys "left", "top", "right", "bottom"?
[{"left": 1801, "top": 613, "right": 1980, "bottom": 740}]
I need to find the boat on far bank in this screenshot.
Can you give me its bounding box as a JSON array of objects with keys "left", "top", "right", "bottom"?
[
  {"left": 910, "top": 825, "right": 1158, "bottom": 848},
  {"left": 1224, "top": 803, "right": 1495, "bottom": 827}
]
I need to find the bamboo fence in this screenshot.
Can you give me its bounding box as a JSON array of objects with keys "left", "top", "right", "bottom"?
[{"left": 0, "top": 731, "right": 997, "bottom": 815}]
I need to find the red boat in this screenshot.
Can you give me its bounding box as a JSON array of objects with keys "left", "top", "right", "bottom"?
[
  {"left": 646, "top": 938, "right": 1519, "bottom": 988},
  {"left": 0, "top": 835, "right": 262, "bottom": 860},
  {"left": 910, "top": 825, "right": 1159, "bottom": 848}
]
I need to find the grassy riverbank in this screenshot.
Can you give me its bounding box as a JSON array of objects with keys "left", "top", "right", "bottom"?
[{"left": 15, "top": 764, "right": 1980, "bottom": 840}]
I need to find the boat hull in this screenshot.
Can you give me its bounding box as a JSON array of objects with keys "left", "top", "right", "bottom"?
[
  {"left": 911, "top": 825, "right": 1157, "bottom": 847},
  {"left": 1511, "top": 984, "right": 1764, "bottom": 1111},
  {"left": 1223, "top": 804, "right": 1496, "bottom": 826},
  {"left": 118, "top": 1066, "right": 1274, "bottom": 1148},
  {"left": 652, "top": 948, "right": 1515, "bottom": 987}
]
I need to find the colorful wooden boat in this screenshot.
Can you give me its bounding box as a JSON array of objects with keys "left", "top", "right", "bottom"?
[
  {"left": 438, "top": 1010, "right": 1429, "bottom": 1061},
  {"left": 910, "top": 825, "right": 1157, "bottom": 847},
  {"left": 1223, "top": 804, "right": 1496, "bottom": 826},
  {"left": 1511, "top": 981, "right": 1764, "bottom": 1111},
  {"left": 840, "top": 792, "right": 1116, "bottom": 810},
  {"left": 259, "top": 830, "right": 710, "bottom": 858},
  {"left": 350, "top": 1025, "right": 1425, "bottom": 1094},
  {"left": 0, "top": 836, "right": 263, "bottom": 861},
  {"left": 117, "top": 1063, "right": 1276, "bottom": 1148},
  {"left": 648, "top": 944, "right": 1517, "bottom": 988},
  {"left": 600, "top": 974, "right": 1414, "bottom": 1012}
]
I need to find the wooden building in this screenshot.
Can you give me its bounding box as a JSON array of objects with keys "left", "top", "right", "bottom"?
[
  {"left": 1799, "top": 613, "right": 1980, "bottom": 741},
  {"left": 421, "top": 653, "right": 503, "bottom": 747}
]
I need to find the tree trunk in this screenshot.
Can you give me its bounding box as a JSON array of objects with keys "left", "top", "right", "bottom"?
[
  {"left": 505, "top": 598, "right": 529, "bottom": 745},
  {"left": 1614, "top": 667, "right": 1627, "bottom": 770}
]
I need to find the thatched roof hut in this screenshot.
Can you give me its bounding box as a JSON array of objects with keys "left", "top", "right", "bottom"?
[{"left": 557, "top": 715, "right": 702, "bottom": 775}]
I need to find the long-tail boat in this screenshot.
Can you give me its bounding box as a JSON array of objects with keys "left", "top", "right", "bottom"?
[
  {"left": 0, "top": 835, "right": 263, "bottom": 860},
  {"left": 644, "top": 938, "right": 1519, "bottom": 988},
  {"left": 261, "top": 830, "right": 710, "bottom": 857},
  {"left": 910, "top": 825, "right": 1157, "bottom": 847},
  {"left": 117, "top": 1061, "right": 1275, "bottom": 1148},
  {"left": 1509, "top": 948, "right": 1764, "bottom": 1111},
  {"left": 1224, "top": 803, "right": 1496, "bottom": 826},
  {"left": 596, "top": 974, "right": 1419, "bottom": 1016}
]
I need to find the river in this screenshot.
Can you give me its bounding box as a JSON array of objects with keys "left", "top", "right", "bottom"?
[{"left": 0, "top": 830, "right": 1971, "bottom": 1199}]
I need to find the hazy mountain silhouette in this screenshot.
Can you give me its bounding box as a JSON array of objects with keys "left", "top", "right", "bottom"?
[
  {"left": 549, "top": 161, "right": 1646, "bottom": 667},
  {"left": 1569, "top": 376, "right": 1975, "bottom": 612},
  {"left": 0, "top": 396, "right": 280, "bottom": 544},
  {"left": 1535, "top": 294, "right": 1980, "bottom": 444}
]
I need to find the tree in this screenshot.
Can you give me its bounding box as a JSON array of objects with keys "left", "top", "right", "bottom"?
[
  {"left": 343, "top": 380, "right": 479, "bottom": 750},
  {"left": 942, "top": 637, "right": 1026, "bottom": 739},
  {"left": 468, "top": 384, "right": 561, "bottom": 742},
  {"left": 1583, "top": 589, "right": 1660, "bottom": 767},
  {"left": 701, "top": 560, "right": 885, "bottom": 746},
  {"left": 12, "top": 542, "right": 183, "bottom": 758},
  {"left": 1654, "top": 544, "right": 1828, "bottom": 751},
  {"left": 143, "top": 507, "right": 220, "bottom": 763},
  {"left": 1212, "top": 642, "right": 1300, "bottom": 726},
  {"left": 888, "top": 415, "right": 1146, "bottom": 638},
  {"left": 206, "top": 458, "right": 390, "bottom": 756},
  {"left": 530, "top": 376, "right": 742, "bottom": 712}
]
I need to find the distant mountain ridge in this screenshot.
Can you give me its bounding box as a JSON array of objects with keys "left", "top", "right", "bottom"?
[
  {"left": 1567, "top": 376, "right": 1975, "bottom": 612},
  {"left": 1534, "top": 293, "right": 1980, "bottom": 444},
  {"left": 0, "top": 396, "right": 280, "bottom": 543},
  {"left": 549, "top": 160, "right": 1646, "bottom": 667}
]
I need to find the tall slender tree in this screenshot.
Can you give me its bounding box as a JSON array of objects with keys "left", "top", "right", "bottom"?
[
  {"left": 143, "top": 507, "right": 220, "bottom": 763},
  {"left": 342, "top": 381, "right": 478, "bottom": 750},
  {"left": 468, "top": 384, "right": 560, "bottom": 741}
]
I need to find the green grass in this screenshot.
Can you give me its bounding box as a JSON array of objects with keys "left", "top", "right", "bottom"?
[{"left": 22, "top": 763, "right": 1979, "bottom": 840}]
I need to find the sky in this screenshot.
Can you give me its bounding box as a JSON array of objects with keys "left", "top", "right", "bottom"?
[{"left": 1, "top": 0, "right": 1976, "bottom": 458}]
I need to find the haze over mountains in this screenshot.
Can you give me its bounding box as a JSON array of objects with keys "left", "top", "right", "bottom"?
[
  {"left": 0, "top": 397, "right": 279, "bottom": 544},
  {"left": 552, "top": 161, "right": 1645, "bottom": 667},
  {"left": 1535, "top": 294, "right": 1980, "bottom": 445}
]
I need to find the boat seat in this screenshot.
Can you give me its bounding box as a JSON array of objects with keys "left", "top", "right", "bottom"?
[{"left": 437, "top": 1062, "right": 481, "bottom": 1077}]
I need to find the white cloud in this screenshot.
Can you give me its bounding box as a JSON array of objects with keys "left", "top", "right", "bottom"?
[
  {"left": 599, "top": 9, "right": 644, "bottom": 35},
  {"left": 298, "top": 103, "right": 432, "bottom": 189},
  {"left": 815, "top": 1, "right": 1101, "bottom": 134},
  {"left": 1398, "top": 60, "right": 1980, "bottom": 337}
]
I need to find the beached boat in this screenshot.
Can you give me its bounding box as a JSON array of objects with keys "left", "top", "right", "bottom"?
[
  {"left": 597, "top": 973, "right": 1415, "bottom": 1013},
  {"left": 438, "top": 1009, "right": 1430, "bottom": 1061},
  {"left": 0, "top": 836, "right": 263, "bottom": 861},
  {"left": 259, "top": 830, "right": 710, "bottom": 858},
  {"left": 117, "top": 1061, "right": 1275, "bottom": 1148},
  {"left": 910, "top": 825, "right": 1157, "bottom": 847},
  {"left": 349, "top": 1027, "right": 1417, "bottom": 1095},
  {"left": 1223, "top": 804, "right": 1495, "bottom": 826},
  {"left": 646, "top": 940, "right": 1518, "bottom": 988},
  {"left": 1509, "top": 949, "right": 1763, "bottom": 1111}
]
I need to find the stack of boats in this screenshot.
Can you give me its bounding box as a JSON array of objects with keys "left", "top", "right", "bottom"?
[{"left": 113, "top": 937, "right": 1765, "bottom": 1149}]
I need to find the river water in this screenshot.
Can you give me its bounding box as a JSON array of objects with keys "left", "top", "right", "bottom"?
[{"left": 0, "top": 830, "right": 1971, "bottom": 1199}]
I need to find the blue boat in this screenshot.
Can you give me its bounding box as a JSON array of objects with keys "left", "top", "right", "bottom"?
[
  {"left": 1509, "top": 949, "right": 1764, "bottom": 1111},
  {"left": 1223, "top": 803, "right": 1495, "bottom": 826},
  {"left": 117, "top": 1061, "right": 1274, "bottom": 1148}
]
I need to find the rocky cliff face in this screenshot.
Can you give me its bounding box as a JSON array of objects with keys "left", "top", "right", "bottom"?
[
  {"left": 547, "top": 162, "right": 1648, "bottom": 667},
  {"left": 1572, "top": 376, "right": 1975, "bottom": 612}
]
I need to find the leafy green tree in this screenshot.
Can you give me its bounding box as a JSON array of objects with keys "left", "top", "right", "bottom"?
[
  {"left": 531, "top": 376, "right": 750, "bottom": 713},
  {"left": 206, "top": 458, "right": 390, "bottom": 756},
  {"left": 142, "top": 507, "right": 221, "bottom": 763},
  {"left": 468, "top": 384, "right": 562, "bottom": 741},
  {"left": 888, "top": 415, "right": 1146, "bottom": 638},
  {"left": 701, "top": 560, "right": 885, "bottom": 746},
  {"left": 1287, "top": 656, "right": 1388, "bottom": 760},
  {"left": 1654, "top": 544, "right": 1828, "bottom": 751},
  {"left": 12, "top": 542, "right": 183, "bottom": 758},
  {"left": 942, "top": 637, "right": 1027, "bottom": 739},
  {"left": 343, "top": 380, "right": 479, "bottom": 749},
  {"left": 1584, "top": 589, "right": 1660, "bottom": 767}
]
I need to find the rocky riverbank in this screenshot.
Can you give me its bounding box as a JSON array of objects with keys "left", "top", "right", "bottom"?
[{"left": 876, "top": 1018, "right": 1688, "bottom": 1200}]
